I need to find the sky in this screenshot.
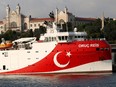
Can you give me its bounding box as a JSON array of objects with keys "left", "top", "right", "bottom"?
[{"left": 0, "top": 0, "right": 116, "bottom": 19}]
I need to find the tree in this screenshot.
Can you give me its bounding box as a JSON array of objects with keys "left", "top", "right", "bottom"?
[
  {"left": 33, "top": 26, "right": 46, "bottom": 40},
  {"left": 2, "top": 30, "right": 20, "bottom": 41},
  {"left": 39, "top": 26, "right": 46, "bottom": 34},
  {"left": 20, "top": 29, "right": 33, "bottom": 38},
  {"left": 33, "top": 28, "right": 40, "bottom": 40}
]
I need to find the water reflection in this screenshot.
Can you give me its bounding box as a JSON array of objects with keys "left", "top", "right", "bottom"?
[{"left": 0, "top": 73, "right": 115, "bottom": 87}]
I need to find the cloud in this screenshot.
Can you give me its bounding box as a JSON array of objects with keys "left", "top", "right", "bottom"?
[{"left": 0, "top": 0, "right": 116, "bottom": 19}]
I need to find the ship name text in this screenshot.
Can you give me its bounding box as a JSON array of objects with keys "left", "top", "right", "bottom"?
[{"left": 78, "top": 43, "right": 99, "bottom": 48}]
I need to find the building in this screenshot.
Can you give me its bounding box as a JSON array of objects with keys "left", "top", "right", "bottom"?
[
  {"left": 55, "top": 7, "right": 76, "bottom": 28},
  {"left": 55, "top": 7, "right": 96, "bottom": 29},
  {"left": 0, "top": 4, "right": 96, "bottom": 34},
  {"left": 75, "top": 17, "right": 96, "bottom": 25},
  {"left": 0, "top": 21, "right": 4, "bottom": 33},
  {"left": 30, "top": 18, "right": 54, "bottom": 31},
  {"left": 0, "top": 4, "right": 54, "bottom": 34}
]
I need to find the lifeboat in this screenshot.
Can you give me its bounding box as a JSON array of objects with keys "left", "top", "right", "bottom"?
[{"left": 0, "top": 41, "right": 13, "bottom": 49}]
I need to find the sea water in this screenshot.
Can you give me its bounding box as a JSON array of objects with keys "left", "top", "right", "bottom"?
[{"left": 0, "top": 73, "right": 116, "bottom": 87}]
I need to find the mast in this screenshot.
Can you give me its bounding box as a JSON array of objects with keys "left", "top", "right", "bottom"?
[
  {"left": 101, "top": 12, "right": 105, "bottom": 31},
  {"left": 100, "top": 12, "right": 105, "bottom": 39},
  {"left": 64, "top": 6, "right": 68, "bottom": 31},
  {"left": 55, "top": 8, "right": 58, "bottom": 24}
]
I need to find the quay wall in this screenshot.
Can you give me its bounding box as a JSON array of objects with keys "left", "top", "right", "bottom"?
[{"left": 111, "top": 44, "right": 116, "bottom": 72}]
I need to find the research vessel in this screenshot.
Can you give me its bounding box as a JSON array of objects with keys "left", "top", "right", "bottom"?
[{"left": 0, "top": 23, "right": 112, "bottom": 74}]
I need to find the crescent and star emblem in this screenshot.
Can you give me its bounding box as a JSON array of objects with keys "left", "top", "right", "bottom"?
[{"left": 53, "top": 51, "right": 71, "bottom": 68}]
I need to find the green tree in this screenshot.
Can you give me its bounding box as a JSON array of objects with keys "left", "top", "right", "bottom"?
[
  {"left": 1, "top": 30, "right": 20, "bottom": 41},
  {"left": 33, "top": 28, "right": 40, "bottom": 40},
  {"left": 33, "top": 26, "right": 46, "bottom": 40},
  {"left": 20, "top": 29, "right": 33, "bottom": 38}
]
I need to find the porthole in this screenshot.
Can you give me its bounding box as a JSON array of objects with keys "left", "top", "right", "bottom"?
[
  {"left": 96, "top": 48, "right": 100, "bottom": 51},
  {"left": 36, "top": 51, "right": 39, "bottom": 53},
  {"left": 27, "top": 51, "right": 30, "bottom": 53},
  {"left": 27, "top": 58, "right": 31, "bottom": 60},
  {"left": 3, "top": 65, "right": 6, "bottom": 70}
]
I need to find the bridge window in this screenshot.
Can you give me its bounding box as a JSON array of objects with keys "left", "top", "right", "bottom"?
[
  {"left": 69, "top": 36, "right": 73, "bottom": 40},
  {"left": 58, "top": 36, "right": 68, "bottom": 41},
  {"left": 48, "top": 37, "right": 52, "bottom": 41},
  {"left": 51, "top": 37, "right": 53, "bottom": 41},
  {"left": 65, "top": 36, "right": 68, "bottom": 40},
  {"left": 62, "top": 36, "right": 65, "bottom": 40},
  {"left": 96, "top": 48, "right": 109, "bottom": 51},
  {"left": 52, "top": 37, "right": 55, "bottom": 41},
  {"left": 81, "top": 36, "right": 84, "bottom": 38},
  {"left": 58, "top": 36, "right": 62, "bottom": 40},
  {"left": 75, "top": 36, "right": 78, "bottom": 38},
  {"left": 78, "top": 36, "right": 80, "bottom": 38},
  {"left": 45, "top": 37, "right": 48, "bottom": 42},
  {"left": 45, "top": 37, "right": 57, "bottom": 42}
]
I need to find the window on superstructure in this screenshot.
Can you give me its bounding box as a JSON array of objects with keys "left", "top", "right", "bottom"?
[
  {"left": 75, "top": 36, "right": 77, "bottom": 38},
  {"left": 45, "top": 37, "right": 57, "bottom": 42},
  {"left": 52, "top": 37, "right": 54, "bottom": 41},
  {"left": 51, "top": 37, "right": 56, "bottom": 41},
  {"left": 58, "top": 36, "right": 62, "bottom": 40},
  {"left": 78, "top": 36, "right": 80, "bottom": 38},
  {"left": 58, "top": 36, "right": 68, "bottom": 41},
  {"left": 62, "top": 36, "right": 65, "bottom": 40},
  {"left": 49, "top": 37, "right": 52, "bottom": 41},
  {"left": 54, "top": 37, "right": 56, "bottom": 41},
  {"left": 69, "top": 36, "right": 73, "bottom": 40},
  {"left": 83, "top": 36, "right": 86, "bottom": 39},
  {"left": 65, "top": 36, "right": 68, "bottom": 40},
  {"left": 45, "top": 37, "right": 48, "bottom": 42},
  {"left": 81, "top": 36, "right": 84, "bottom": 38},
  {"left": 79, "top": 36, "right": 82, "bottom": 38}
]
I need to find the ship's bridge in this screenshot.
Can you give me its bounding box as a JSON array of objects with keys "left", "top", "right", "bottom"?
[
  {"left": 41, "top": 31, "right": 87, "bottom": 43},
  {"left": 40, "top": 23, "right": 87, "bottom": 43}
]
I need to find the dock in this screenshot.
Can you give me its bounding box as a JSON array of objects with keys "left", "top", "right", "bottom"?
[
  {"left": 111, "top": 44, "right": 116, "bottom": 72},
  {"left": 111, "top": 44, "right": 116, "bottom": 52}
]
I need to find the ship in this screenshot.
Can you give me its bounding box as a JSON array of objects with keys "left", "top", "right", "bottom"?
[{"left": 0, "top": 23, "right": 112, "bottom": 74}]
